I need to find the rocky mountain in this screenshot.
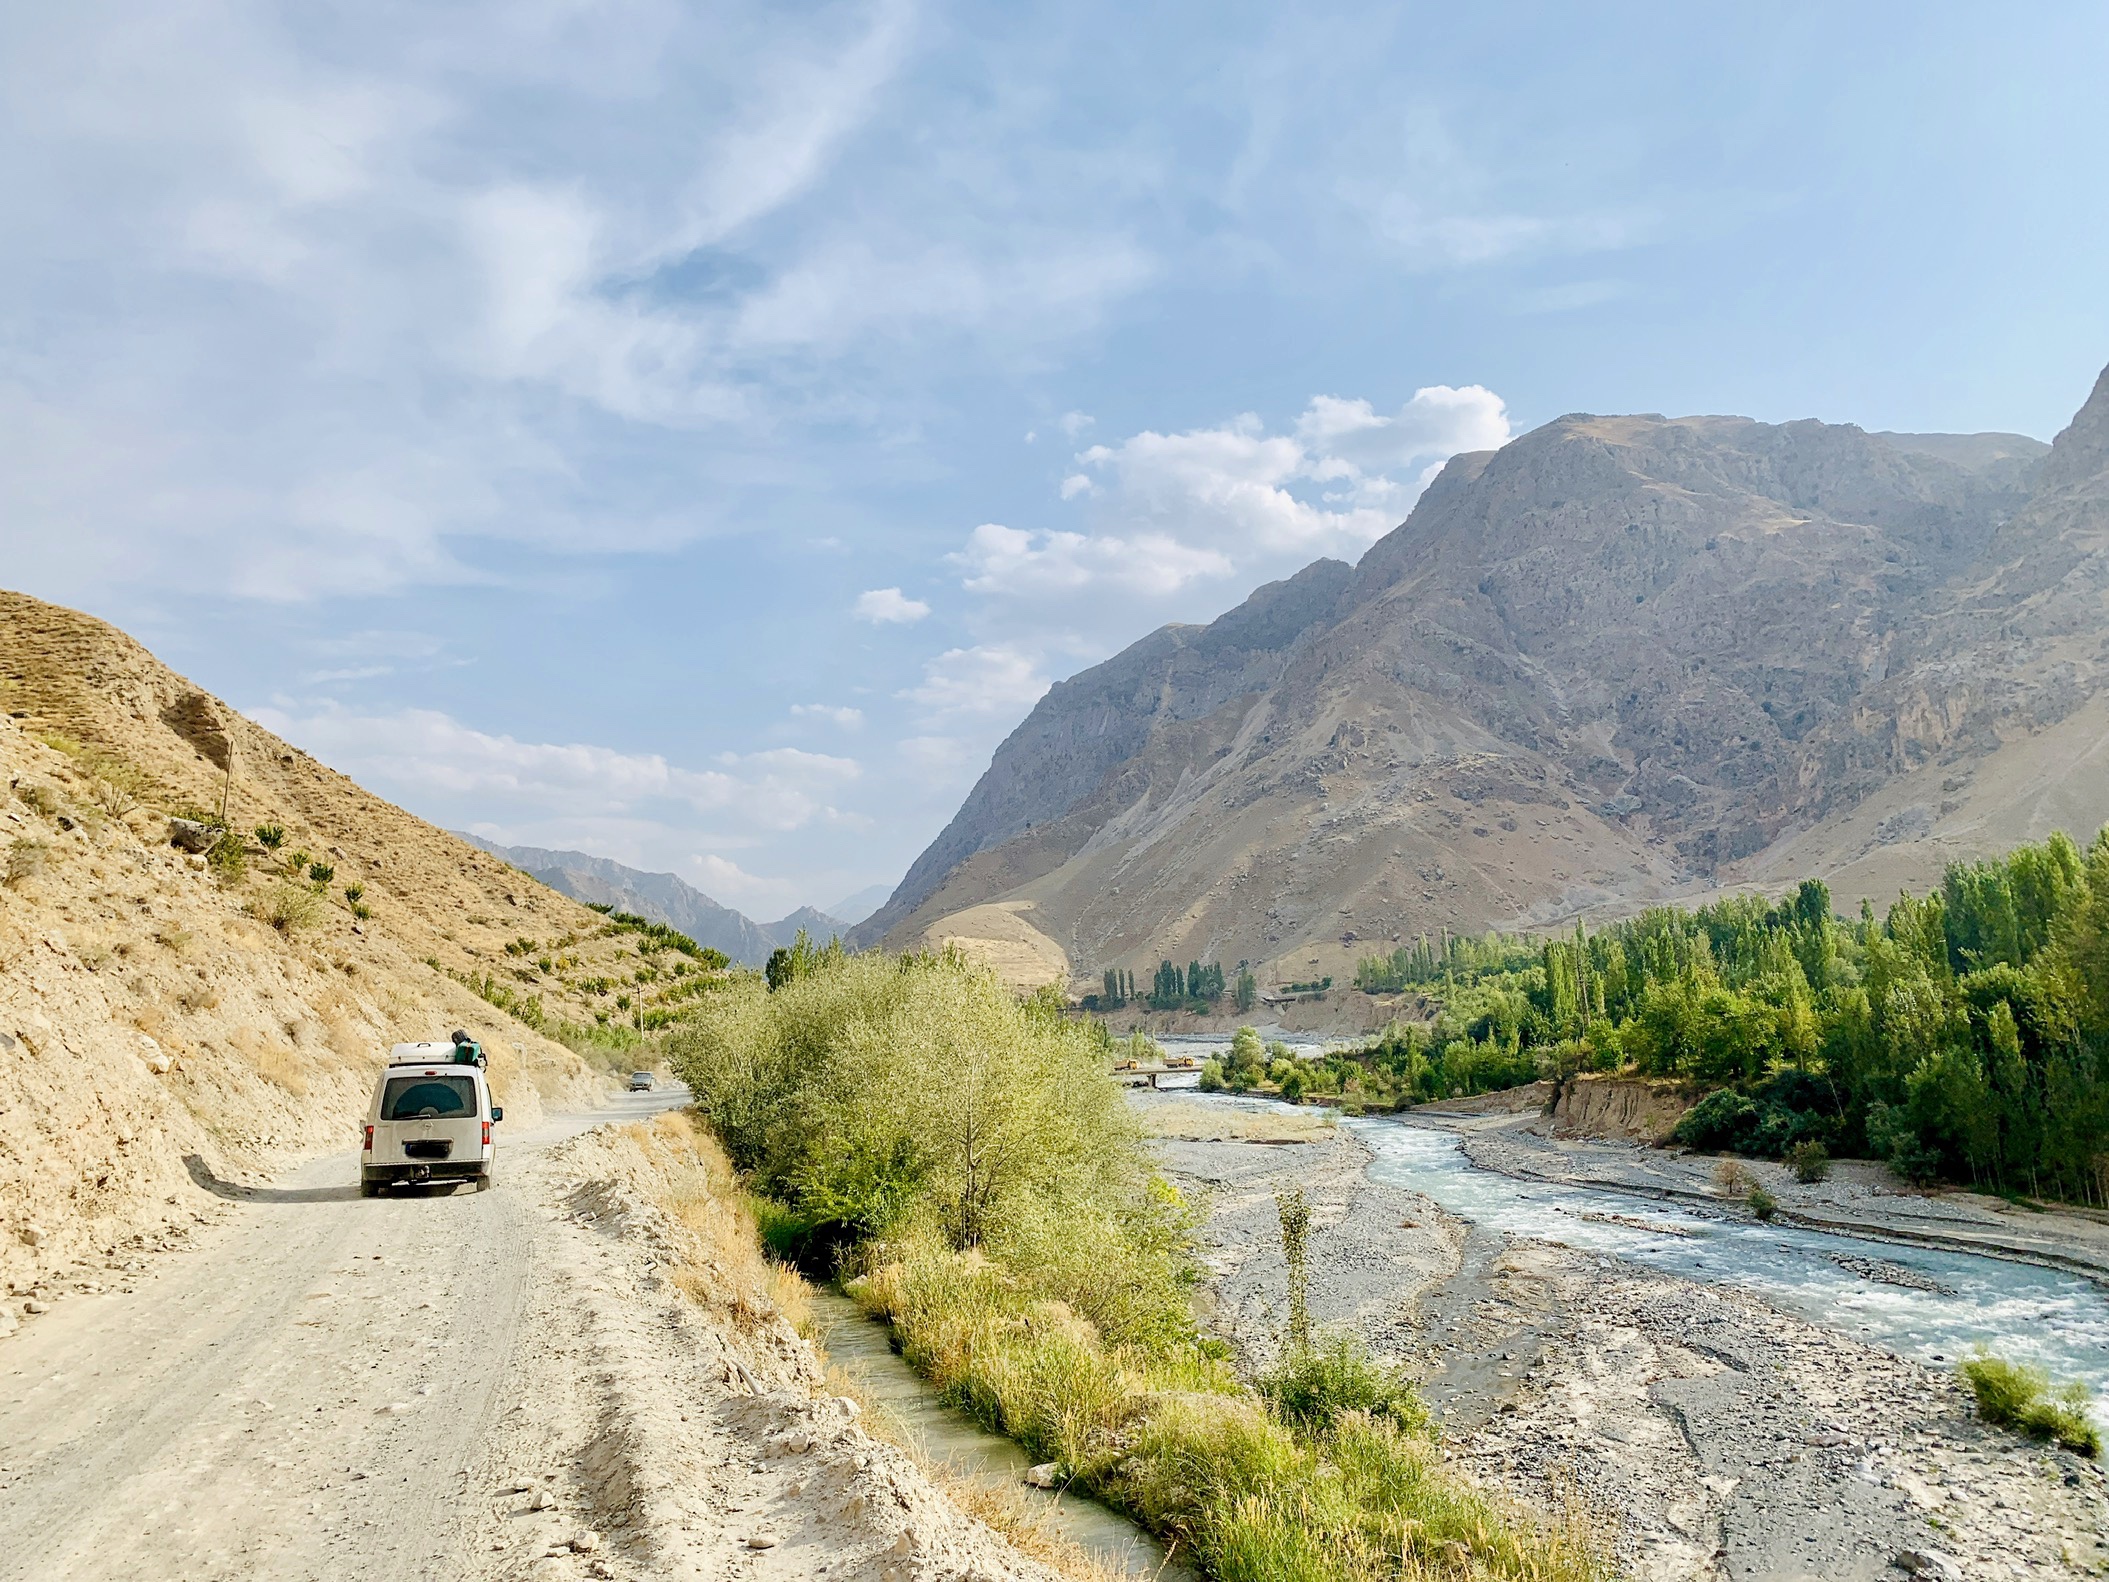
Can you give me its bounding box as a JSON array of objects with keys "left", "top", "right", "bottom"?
[
  {"left": 861, "top": 364, "right": 2109, "bottom": 1002},
  {"left": 457, "top": 837, "right": 848, "bottom": 966}
]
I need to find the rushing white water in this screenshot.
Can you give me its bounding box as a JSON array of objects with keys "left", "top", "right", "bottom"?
[{"left": 1341, "top": 1114, "right": 2109, "bottom": 1430}]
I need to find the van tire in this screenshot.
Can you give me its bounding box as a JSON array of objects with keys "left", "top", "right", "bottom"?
[
  {"left": 474, "top": 1171, "right": 493, "bottom": 1192},
  {"left": 358, "top": 1177, "right": 382, "bottom": 1198}
]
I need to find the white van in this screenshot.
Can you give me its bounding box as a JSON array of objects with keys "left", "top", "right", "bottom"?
[{"left": 360, "top": 1040, "right": 503, "bottom": 1196}]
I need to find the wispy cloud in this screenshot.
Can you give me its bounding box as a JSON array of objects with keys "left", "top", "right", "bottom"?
[{"left": 247, "top": 701, "right": 859, "bottom": 834}]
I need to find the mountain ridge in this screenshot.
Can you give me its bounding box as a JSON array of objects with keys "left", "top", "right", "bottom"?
[
  {"left": 861, "top": 371, "right": 2106, "bottom": 1006},
  {"left": 457, "top": 836, "right": 849, "bottom": 965}
]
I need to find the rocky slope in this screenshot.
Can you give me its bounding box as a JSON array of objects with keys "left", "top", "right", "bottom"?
[
  {"left": 863, "top": 366, "right": 2109, "bottom": 1001},
  {"left": 0, "top": 590, "right": 657, "bottom": 1302},
  {"left": 458, "top": 837, "right": 848, "bottom": 966}
]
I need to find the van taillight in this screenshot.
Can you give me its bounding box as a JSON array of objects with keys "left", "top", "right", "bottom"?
[
  {"left": 362, "top": 1125, "right": 374, "bottom": 1152},
  {"left": 482, "top": 1122, "right": 492, "bottom": 1146}
]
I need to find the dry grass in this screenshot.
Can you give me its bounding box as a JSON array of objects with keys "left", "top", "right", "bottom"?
[
  {"left": 940, "top": 1478, "right": 1134, "bottom": 1582},
  {"left": 1143, "top": 1100, "right": 1336, "bottom": 1144},
  {"left": 230, "top": 1027, "right": 308, "bottom": 1096},
  {"left": 632, "top": 1110, "right": 811, "bottom": 1338},
  {"left": 6, "top": 836, "right": 49, "bottom": 886}
]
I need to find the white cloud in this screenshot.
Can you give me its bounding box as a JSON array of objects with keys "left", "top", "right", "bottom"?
[
  {"left": 245, "top": 702, "right": 859, "bottom": 834},
  {"left": 791, "top": 703, "right": 865, "bottom": 727},
  {"left": 1058, "top": 411, "right": 1094, "bottom": 437},
  {"left": 953, "top": 522, "right": 1232, "bottom": 600},
  {"left": 854, "top": 587, "right": 931, "bottom": 623},
  {"left": 953, "top": 385, "right": 1509, "bottom": 604},
  {"left": 899, "top": 645, "right": 1050, "bottom": 720}
]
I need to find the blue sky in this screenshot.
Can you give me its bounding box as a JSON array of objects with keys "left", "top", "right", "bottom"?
[{"left": 5, "top": 1, "right": 2106, "bottom": 918}]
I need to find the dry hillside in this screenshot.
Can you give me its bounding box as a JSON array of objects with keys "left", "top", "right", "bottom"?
[
  {"left": 0, "top": 591, "right": 676, "bottom": 1307},
  {"left": 862, "top": 362, "right": 2109, "bottom": 1008}
]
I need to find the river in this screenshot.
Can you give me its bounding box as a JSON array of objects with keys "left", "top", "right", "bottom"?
[{"left": 1342, "top": 1112, "right": 2109, "bottom": 1432}]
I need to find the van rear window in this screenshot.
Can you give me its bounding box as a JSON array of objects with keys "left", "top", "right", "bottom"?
[{"left": 382, "top": 1075, "right": 478, "bottom": 1120}]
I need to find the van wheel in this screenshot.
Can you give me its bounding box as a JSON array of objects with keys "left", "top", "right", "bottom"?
[
  {"left": 474, "top": 1171, "right": 493, "bottom": 1192},
  {"left": 359, "top": 1178, "right": 382, "bottom": 1198}
]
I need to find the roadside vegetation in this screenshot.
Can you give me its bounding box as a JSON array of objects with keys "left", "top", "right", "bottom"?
[
  {"left": 1334, "top": 829, "right": 2109, "bottom": 1206},
  {"left": 669, "top": 946, "right": 1607, "bottom": 1582}
]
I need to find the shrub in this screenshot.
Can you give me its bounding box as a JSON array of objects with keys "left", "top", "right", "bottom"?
[
  {"left": 1959, "top": 1354, "right": 2101, "bottom": 1457},
  {"left": 251, "top": 879, "right": 323, "bottom": 933},
  {"left": 342, "top": 883, "right": 365, "bottom": 905},
  {"left": 1279, "top": 1069, "right": 1306, "bottom": 1104},
  {"left": 1198, "top": 1059, "right": 1225, "bottom": 1093},
  {"left": 253, "top": 823, "right": 285, "bottom": 850},
  {"left": 16, "top": 784, "right": 60, "bottom": 819},
  {"left": 1747, "top": 1185, "right": 1778, "bottom": 1220},
  {"left": 207, "top": 830, "right": 247, "bottom": 886},
  {"left": 1258, "top": 1335, "right": 1428, "bottom": 1434},
  {"left": 84, "top": 754, "right": 151, "bottom": 816},
  {"left": 680, "top": 947, "right": 1609, "bottom": 1582},
  {"left": 1786, "top": 1140, "right": 1832, "bottom": 1184},
  {"left": 1712, "top": 1158, "right": 1755, "bottom": 1197},
  {"left": 306, "top": 861, "right": 334, "bottom": 886},
  {"left": 5, "top": 837, "right": 49, "bottom": 886}
]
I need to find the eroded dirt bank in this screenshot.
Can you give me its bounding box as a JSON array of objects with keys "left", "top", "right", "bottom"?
[
  {"left": 1141, "top": 1092, "right": 2109, "bottom": 1582},
  {"left": 0, "top": 1091, "right": 1059, "bottom": 1582}
]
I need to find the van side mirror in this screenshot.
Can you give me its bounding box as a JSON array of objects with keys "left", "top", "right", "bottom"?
[{"left": 490, "top": 1107, "right": 503, "bottom": 1122}]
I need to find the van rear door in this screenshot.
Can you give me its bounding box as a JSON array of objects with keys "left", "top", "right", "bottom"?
[{"left": 377, "top": 1071, "right": 483, "bottom": 1165}]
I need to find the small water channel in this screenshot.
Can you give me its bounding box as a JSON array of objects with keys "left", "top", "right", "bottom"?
[
  {"left": 1345, "top": 1115, "right": 2109, "bottom": 1431},
  {"left": 811, "top": 1291, "right": 1195, "bottom": 1581}
]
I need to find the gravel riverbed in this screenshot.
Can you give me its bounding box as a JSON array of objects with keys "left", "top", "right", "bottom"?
[{"left": 1138, "top": 1092, "right": 2109, "bottom": 1582}]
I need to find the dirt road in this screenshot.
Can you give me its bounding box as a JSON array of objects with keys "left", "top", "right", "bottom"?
[{"left": 0, "top": 1092, "right": 1056, "bottom": 1582}]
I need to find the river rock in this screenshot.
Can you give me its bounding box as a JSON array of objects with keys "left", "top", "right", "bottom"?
[{"left": 1023, "top": 1462, "right": 1059, "bottom": 1489}]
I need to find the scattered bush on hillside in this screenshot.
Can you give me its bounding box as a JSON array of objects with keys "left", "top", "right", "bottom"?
[
  {"left": 306, "top": 861, "right": 334, "bottom": 886},
  {"left": 16, "top": 784, "right": 60, "bottom": 819},
  {"left": 253, "top": 823, "right": 285, "bottom": 850},
  {"left": 1747, "top": 1185, "right": 1779, "bottom": 1220},
  {"left": 251, "top": 879, "right": 322, "bottom": 933},
  {"left": 207, "top": 829, "right": 247, "bottom": 886},
  {"left": 5, "top": 837, "right": 49, "bottom": 887},
  {"left": 1959, "top": 1354, "right": 2101, "bottom": 1457}
]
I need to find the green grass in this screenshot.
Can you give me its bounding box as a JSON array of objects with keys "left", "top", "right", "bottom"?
[
  {"left": 850, "top": 1231, "right": 1606, "bottom": 1582},
  {"left": 1959, "top": 1354, "right": 2101, "bottom": 1457}
]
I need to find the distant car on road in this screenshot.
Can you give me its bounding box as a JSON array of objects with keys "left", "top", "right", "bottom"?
[{"left": 628, "top": 1071, "right": 656, "bottom": 1091}]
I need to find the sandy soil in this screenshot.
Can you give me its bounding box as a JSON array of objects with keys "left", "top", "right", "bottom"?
[
  {"left": 1139, "top": 1091, "right": 2109, "bottom": 1582},
  {"left": 0, "top": 1090, "right": 1059, "bottom": 1582}
]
